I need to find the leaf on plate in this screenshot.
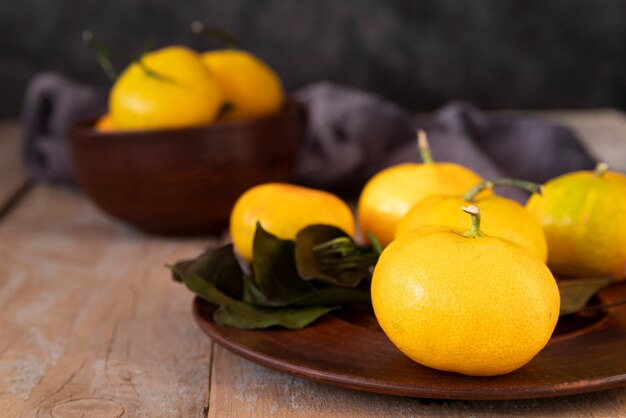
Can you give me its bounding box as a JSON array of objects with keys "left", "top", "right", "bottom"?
[
  {"left": 169, "top": 224, "right": 374, "bottom": 330},
  {"left": 243, "top": 271, "right": 371, "bottom": 307},
  {"left": 214, "top": 304, "right": 338, "bottom": 330},
  {"left": 558, "top": 276, "right": 614, "bottom": 316},
  {"left": 178, "top": 269, "right": 338, "bottom": 329},
  {"left": 291, "top": 285, "right": 371, "bottom": 306},
  {"left": 242, "top": 273, "right": 282, "bottom": 307},
  {"left": 295, "top": 224, "right": 378, "bottom": 287},
  {"left": 251, "top": 223, "right": 316, "bottom": 304},
  {"left": 170, "top": 244, "right": 243, "bottom": 299}
]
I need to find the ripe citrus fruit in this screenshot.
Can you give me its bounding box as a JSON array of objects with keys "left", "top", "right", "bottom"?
[
  {"left": 230, "top": 183, "right": 355, "bottom": 261},
  {"left": 372, "top": 205, "right": 560, "bottom": 376},
  {"left": 94, "top": 113, "right": 115, "bottom": 132},
  {"left": 526, "top": 163, "right": 626, "bottom": 280},
  {"left": 396, "top": 179, "right": 548, "bottom": 262},
  {"left": 201, "top": 49, "right": 284, "bottom": 121},
  {"left": 358, "top": 131, "right": 486, "bottom": 247},
  {"left": 110, "top": 46, "right": 223, "bottom": 130}
]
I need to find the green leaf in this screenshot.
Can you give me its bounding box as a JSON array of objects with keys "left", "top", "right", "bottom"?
[
  {"left": 295, "top": 225, "right": 378, "bottom": 287},
  {"left": 242, "top": 272, "right": 370, "bottom": 307},
  {"left": 214, "top": 304, "right": 338, "bottom": 330},
  {"left": 558, "top": 276, "right": 614, "bottom": 316},
  {"left": 291, "top": 285, "right": 371, "bottom": 306},
  {"left": 178, "top": 270, "right": 337, "bottom": 329},
  {"left": 168, "top": 224, "right": 374, "bottom": 330},
  {"left": 366, "top": 231, "right": 383, "bottom": 255},
  {"left": 252, "top": 223, "right": 316, "bottom": 303},
  {"left": 170, "top": 244, "right": 243, "bottom": 299},
  {"left": 242, "top": 274, "right": 283, "bottom": 307}
]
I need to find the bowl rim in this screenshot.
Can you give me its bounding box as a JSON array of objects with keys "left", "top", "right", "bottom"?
[{"left": 71, "top": 97, "right": 303, "bottom": 139}]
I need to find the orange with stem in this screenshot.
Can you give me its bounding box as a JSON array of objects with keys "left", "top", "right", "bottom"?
[{"left": 357, "top": 130, "right": 487, "bottom": 247}]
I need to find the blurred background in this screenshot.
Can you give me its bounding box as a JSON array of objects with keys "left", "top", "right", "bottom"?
[{"left": 1, "top": 0, "right": 624, "bottom": 118}]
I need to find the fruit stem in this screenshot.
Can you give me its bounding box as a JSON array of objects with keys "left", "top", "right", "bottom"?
[
  {"left": 313, "top": 237, "right": 357, "bottom": 256},
  {"left": 82, "top": 30, "right": 174, "bottom": 83},
  {"left": 463, "top": 178, "right": 544, "bottom": 202},
  {"left": 461, "top": 205, "right": 485, "bottom": 239},
  {"left": 366, "top": 231, "right": 383, "bottom": 255},
  {"left": 191, "top": 21, "right": 240, "bottom": 48},
  {"left": 417, "top": 130, "right": 434, "bottom": 164},
  {"left": 82, "top": 30, "right": 118, "bottom": 81},
  {"left": 594, "top": 162, "right": 609, "bottom": 178}
]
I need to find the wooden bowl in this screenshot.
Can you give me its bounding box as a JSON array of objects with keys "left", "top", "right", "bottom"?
[{"left": 69, "top": 101, "right": 303, "bottom": 235}]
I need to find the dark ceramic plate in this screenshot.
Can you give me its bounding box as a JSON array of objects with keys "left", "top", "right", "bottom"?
[{"left": 193, "top": 281, "right": 626, "bottom": 400}]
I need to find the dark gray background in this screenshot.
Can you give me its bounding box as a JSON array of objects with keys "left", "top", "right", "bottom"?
[{"left": 1, "top": 0, "right": 625, "bottom": 118}]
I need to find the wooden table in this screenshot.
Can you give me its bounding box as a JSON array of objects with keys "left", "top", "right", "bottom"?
[{"left": 1, "top": 111, "right": 626, "bottom": 417}]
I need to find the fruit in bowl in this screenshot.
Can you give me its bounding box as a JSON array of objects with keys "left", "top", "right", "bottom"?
[
  {"left": 88, "top": 36, "right": 286, "bottom": 132},
  {"left": 200, "top": 49, "right": 284, "bottom": 121},
  {"left": 70, "top": 99, "right": 303, "bottom": 235},
  {"left": 109, "top": 46, "right": 224, "bottom": 130},
  {"left": 71, "top": 37, "right": 299, "bottom": 234}
]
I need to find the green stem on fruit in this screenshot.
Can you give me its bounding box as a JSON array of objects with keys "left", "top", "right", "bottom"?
[
  {"left": 217, "top": 102, "right": 236, "bottom": 119},
  {"left": 461, "top": 205, "right": 485, "bottom": 239},
  {"left": 462, "top": 178, "right": 544, "bottom": 202},
  {"left": 82, "top": 30, "right": 174, "bottom": 83},
  {"left": 312, "top": 236, "right": 356, "bottom": 254},
  {"left": 417, "top": 130, "right": 434, "bottom": 164},
  {"left": 82, "top": 30, "right": 118, "bottom": 81},
  {"left": 366, "top": 231, "right": 383, "bottom": 255},
  {"left": 191, "top": 21, "right": 240, "bottom": 48},
  {"left": 594, "top": 162, "right": 609, "bottom": 178}
]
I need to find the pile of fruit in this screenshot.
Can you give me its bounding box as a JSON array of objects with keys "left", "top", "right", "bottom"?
[
  {"left": 173, "top": 131, "right": 626, "bottom": 377},
  {"left": 87, "top": 29, "right": 284, "bottom": 132}
]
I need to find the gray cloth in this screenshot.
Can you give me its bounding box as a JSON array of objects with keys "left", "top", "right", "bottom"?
[
  {"left": 21, "top": 73, "right": 108, "bottom": 184},
  {"left": 294, "top": 82, "right": 595, "bottom": 198},
  {"left": 21, "top": 75, "right": 595, "bottom": 195}
]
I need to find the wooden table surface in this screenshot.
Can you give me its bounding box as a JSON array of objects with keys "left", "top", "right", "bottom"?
[{"left": 1, "top": 111, "right": 626, "bottom": 417}]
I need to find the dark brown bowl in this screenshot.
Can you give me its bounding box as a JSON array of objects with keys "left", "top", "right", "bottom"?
[{"left": 69, "top": 100, "right": 303, "bottom": 235}]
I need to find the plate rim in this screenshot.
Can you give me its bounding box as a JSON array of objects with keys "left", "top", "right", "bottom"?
[{"left": 192, "top": 296, "right": 626, "bottom": 401}]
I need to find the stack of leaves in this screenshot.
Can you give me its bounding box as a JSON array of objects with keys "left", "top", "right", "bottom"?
[{"left": 169, "top": 224, "right": 379, "bottom": 329}]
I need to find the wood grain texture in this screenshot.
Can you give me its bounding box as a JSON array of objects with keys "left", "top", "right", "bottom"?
[
  {"left": 0, "top": 121, "right": 26, "bottom": 209},
  {"left": 0, "top": 185, "right": 220, "bottom": 417},
  {"left": 208, "top": 345, "right": 626, "bottom": 418}
]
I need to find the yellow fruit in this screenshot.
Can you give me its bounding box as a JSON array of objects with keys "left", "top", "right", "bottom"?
[
  {"left": 230, "top": 183, "right": 355, "bottom": 261},
  {"left": 526, "top": 163, "right": 626, "bottom": 279},
  {"left": 358, "top": 163, "right": 484, "bottom": 248},
  {"left": 358, "top": 132, "right": 487, "bottom": 247},
  {"left": 372, "top": 206, "right": 560, "bottom": 376},
  {"left": 110, "top": 46, "right": 223, "bottom": 130},
  {"left": 396, "top": 181, "right": 548, "bottom": 262},
  {"left": 201, "top": 49, "right": 284, "bottom": 121},
  {"left": 94, "top": 113, "right": 115, "bottom": 132}
]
